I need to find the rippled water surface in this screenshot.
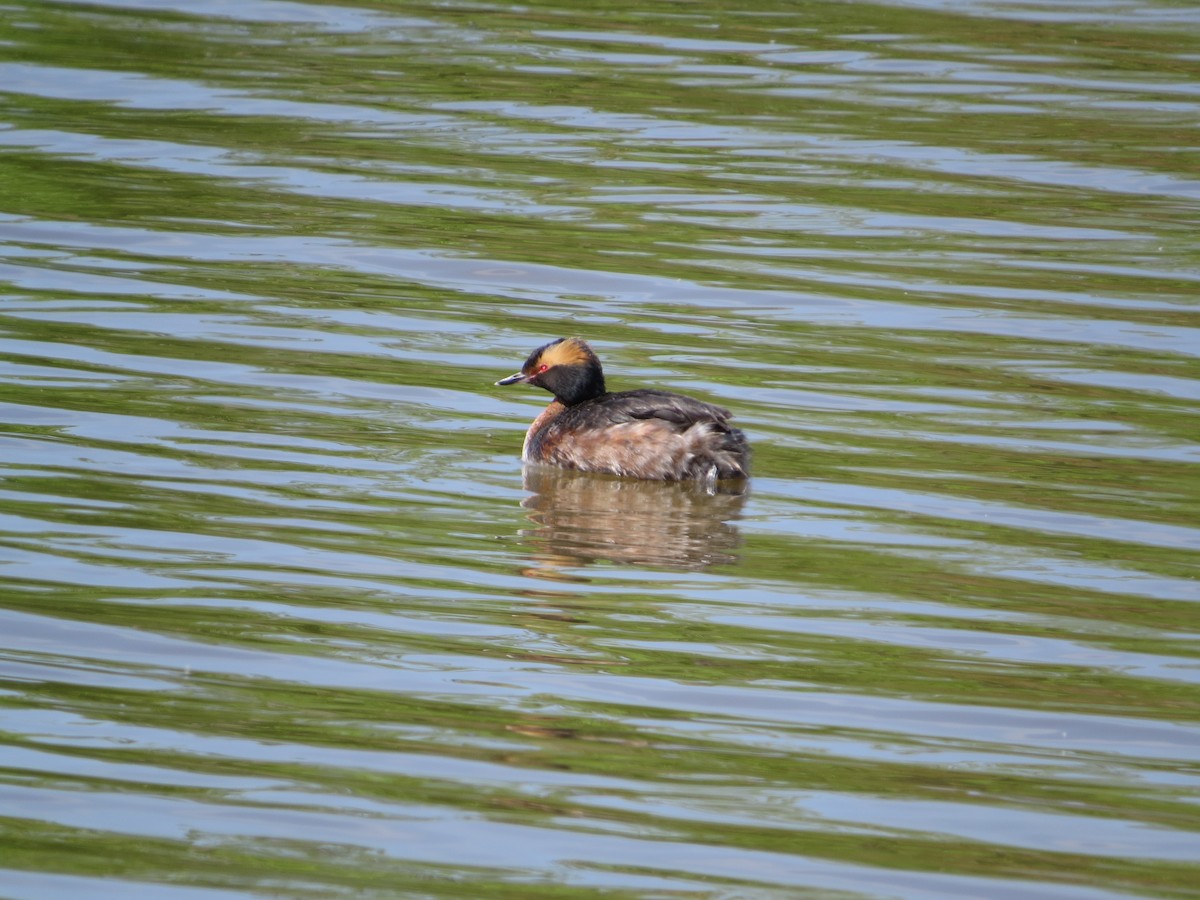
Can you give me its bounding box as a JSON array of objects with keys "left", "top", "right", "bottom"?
[{"left": 2, "top": 0, "right": 1198, "bottom": 896}]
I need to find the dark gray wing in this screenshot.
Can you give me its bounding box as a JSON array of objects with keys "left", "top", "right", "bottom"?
[{"left": 571, "top": 390, "right": 734, "bottom": 431}]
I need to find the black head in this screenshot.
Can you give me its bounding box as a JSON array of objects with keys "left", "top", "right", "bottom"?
[{"left": 495, "top": 337, "right": 606, "bottom": 406}]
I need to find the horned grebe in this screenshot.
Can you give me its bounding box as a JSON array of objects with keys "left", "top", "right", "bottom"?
[{"left": 495, "top": 338, "right": 750, "bottom": 482}]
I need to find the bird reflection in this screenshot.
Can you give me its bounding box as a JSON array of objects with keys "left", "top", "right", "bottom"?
[{"left": 517, "top": 465, "right": 747, "bottom": 575}]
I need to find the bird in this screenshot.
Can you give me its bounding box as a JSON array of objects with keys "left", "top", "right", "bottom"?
[{"left": 495, "top": 337, "right": 750, "bottom": 483}]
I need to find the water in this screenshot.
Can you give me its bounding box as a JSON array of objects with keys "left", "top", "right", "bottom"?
[{"left": 1, "top": 0, "right": 1198, "bottom": 896}]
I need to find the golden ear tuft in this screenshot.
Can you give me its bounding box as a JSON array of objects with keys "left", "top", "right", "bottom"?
[{"left": 538, "top": 337, "right": 594, "bottom": 369}]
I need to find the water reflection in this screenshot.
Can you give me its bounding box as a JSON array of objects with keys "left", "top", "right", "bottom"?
[{"left": 518, "top": 465, "right": 746, "bottom": 573}]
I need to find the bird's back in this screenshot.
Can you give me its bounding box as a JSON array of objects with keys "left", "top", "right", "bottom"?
[{"left": 525, "top": 389, "right": 750, "bottom": 482}]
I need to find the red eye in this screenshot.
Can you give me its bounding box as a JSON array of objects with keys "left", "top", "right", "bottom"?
[{"left": 537, "top": 364, "right": 549, "bottom": 373}]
